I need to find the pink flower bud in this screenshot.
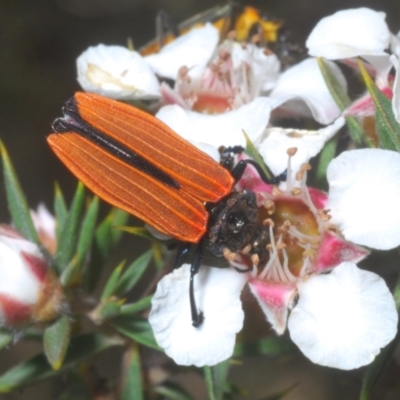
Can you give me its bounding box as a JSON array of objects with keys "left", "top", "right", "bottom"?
[
  {"left": 30, "top": 204, "right": 57, "bottom": 255},
  {"left": 0, "top": 225, "right": 66, "bottom": 328}
]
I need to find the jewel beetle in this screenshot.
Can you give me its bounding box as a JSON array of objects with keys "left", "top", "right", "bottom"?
[{"left": 48, "top": 92, "right": 284, "bottom": 327}]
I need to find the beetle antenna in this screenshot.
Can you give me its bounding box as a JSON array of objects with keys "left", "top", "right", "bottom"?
[{"left": 231, "top": 159, "right": 287, "bottom": 185}]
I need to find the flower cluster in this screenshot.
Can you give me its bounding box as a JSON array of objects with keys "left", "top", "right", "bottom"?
[{"left": 74, "top": 6, "right": 400, "bottom": 371}]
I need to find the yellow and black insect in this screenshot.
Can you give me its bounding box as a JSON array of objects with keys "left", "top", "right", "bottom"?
[{"left": 139, "top": 4, "right": 305, "bottom": 70}]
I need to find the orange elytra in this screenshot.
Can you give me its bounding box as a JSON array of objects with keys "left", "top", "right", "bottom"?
[{"left": 47, "top": 92, "right": 234, "bottom": 243}]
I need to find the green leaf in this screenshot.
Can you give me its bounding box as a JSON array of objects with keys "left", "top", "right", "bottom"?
[
  {"left": 76, "top": 196, "right": 99, "bottom": 269},
  {"left": 110, "top": 209, "right": 130, "bottom": 243},
  {"left": 204, "top": 361, "right": 232, "bottom": 400},
  {"left": 59, "top": 256, "right": 79, "bottom": 287},
  {"left": 242, "top": 130, "right": 273, "bottom": 180},
  {"left": 54, "top": 182, "right": 68, "bottom": 241},
  {"left": 315, "top": 135, "right": 338, "bottom": 186},
  {"left": 316, "top": 58, "right": 366, "bottom": 145},
  {"left": 85, "top": 208, "right": 129, "bottom": 292},
  {"left": 22, "top": 328, "right": 43, "bottom": 341},
  {"left": 43, "top": 315, "right": 71, "bottom": 371},
  {"left": 54, "top": 182, "right": 85, "bottom": 273},
  {"left": 359, "top": 336, "right": 398, "bottom": 400},
  {"left": 111, "top": 316, "right": 160, "bottom": 350},
  {"left": 114, "top": 250, "right": 153, "bottom": 296},
  {"left": 316, "top": 57, "right": 350, "bottom": 110},
  {"left": 0, "top": 141, "right": 39, "bottom": 244},
  {"left": 0, "top": 330, "right": 13, "bottom": 350},
  {"left": 119, "top": 296, "right": 152, "bottom": 316},
  {"left": 102, "top": 261, "right": 125, "bottom": 300},
  {"left": 154, "top": 382, "right": 192, "bottom": 400},
  {"left": 99, "top": 299, "right": 122, "bottom": 320},
  {"left": 345, "top": 116, "right": 370, "bottom": 147},
  {"left": 204, "top": 366, "right": 216, "bottom": 400},
  {"left": 121, "top": 343, "right": 143, "bottom": 400},
  {"left": 357, "top": 58, "right": 400, "bottom": 151},
  {"left": 96, "top": 209, "right": 130, "bottom": 260},
  {"left": 0, "top": 333, "right": 123, "bottom": 393}
]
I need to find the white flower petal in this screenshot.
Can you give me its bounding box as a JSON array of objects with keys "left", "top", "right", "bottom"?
[
  {"left": 77, "top": 44, "right": 160, "bottom": 100},
  {"left": 144, "top": 23, "right": 219, "bottom": 80},
  {"left": 229, "top": 42, "right": 280, "bottom": 94},
  {"left": 327, "top": 149, "right": 400, "bottom": 249},
  {"left": 187, "top": 141, "right": 220, "bottom": 163},
  {"left": 390, "top": 32, "right": 400, "bottom": 56},
  {"left": 269, "top": 58, "right": 346, "bottom": 124},
  {"left": 0, "top": 237, "right": 41, "bottom": 306},
  {"left": 156, "top": 97, "right": 273, "bottom": 148},
  {"left": 258, "top": 117, "right": 345, "bottom": 180},
  {"left": 149, "top": 265, "right": 246, "bottom": 366},
  {"left": 362, "top": 55, "right": 392, "bottom": 87},
  {"left": 288, "top": 262, "right": 397, "bottom": 370},
  {"left": 306, "top": 8, "right": 390, "bottom": 59},
  {"left": 33, "top": 204, "right": 55, "bottom": 236}
]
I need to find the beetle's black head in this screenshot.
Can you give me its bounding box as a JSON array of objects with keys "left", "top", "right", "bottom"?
[{"left": 207, "top": 190, "right": 258, "bottom": 257}]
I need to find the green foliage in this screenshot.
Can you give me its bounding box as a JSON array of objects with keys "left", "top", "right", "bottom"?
[
  {"left": 121, "top": 343, "right": 144, "bottom": 400},
  {"left": 54, "top": 182, "right": 85, "bottom": 274},
  {"left": 0, "top": 333, "right": 123, "bottom": 392},
  {"left": 154, "top": 382, "right": 192, "bottom": 400},
  {"left": 112, "top": 249, "right": 153, "bottom": 297},
  {"left": 54, "top": 182, "right": 68, "bottom": 240},
  {"left": 357, "top": 58, "right": 400, "bottom": 152},
  {"left": 85, "top": 208, "right": 129, "bottom": 292},
  {"left": 43, "top": 315, "right": 71, "bottom": 370},
  {"left": 316, "top": 57, "right": 367, "bottom": 146},
  {"left": 243, "top": 129, "right": 274, "bottom": 180},
  {"left": 111, "top": 316, "right": 160, "bottom": 350},
  {"left": 0, "top": 141, "right": 39, "bottom": 244},
  {"left": 204, "top": 361, "right": 230, "bottom": 400},
  {"left": 0, "top": 331, "right": 13, "bottom": 350}
]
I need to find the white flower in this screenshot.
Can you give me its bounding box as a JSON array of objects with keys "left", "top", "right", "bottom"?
[
  {"left": 327, "top": 148, "right": 400, "bottom": 249},
  {"left": 257, "top": 117, "right": 345, "bottom": 181},
  {"left": 144, "top": 23, "right": 219, "bottom": 80},
  {"left": 77, "top": 44, "right": 160, "bottom": 100},
  {"left": 149, "top": 148, "right": 399, "bottom": 370},
  {"left": 155, "top": 57, "right": 346, "bottom": 153},
  {"left": 306, "top": 8, "right": 390, "bottom": 59},
  {"left": 30, "top": 203, "right": 57, "bottom": 255},
  {"left": 306, "top": 8, "right": 396, "bottom": 115},
  {"left": 268, "top": 58, "right": 346, "bottom": 124},
  {"left": 0, "top": 225, "right": 66, "bottom": 328},
  {"left": 288, "top": 262, "right": 397, "bottom": 369},
  {"left": 156, "top": 97, "right": 274, "bottom": 148},
  {"left": 149, "top": 264, "right": 246, "bottom": 366}
]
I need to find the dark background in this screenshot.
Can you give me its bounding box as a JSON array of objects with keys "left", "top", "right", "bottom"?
[{"left": 1, "top": 1, "right": 400, "bottom": 399}]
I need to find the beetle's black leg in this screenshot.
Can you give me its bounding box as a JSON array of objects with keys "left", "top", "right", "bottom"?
[
  {"left": 231, "top": 159, "right": 287, "bottom": 185},
  {"left": 173, "top": 242, "right": 191, "bottom": 269},
  {"left": 190, "top": 240, "right": 204, "bottom": 327}
]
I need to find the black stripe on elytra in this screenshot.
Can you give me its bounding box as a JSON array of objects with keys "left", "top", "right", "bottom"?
[{"left": 52, "top": 97, "right": 180, "bottom": 189}]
